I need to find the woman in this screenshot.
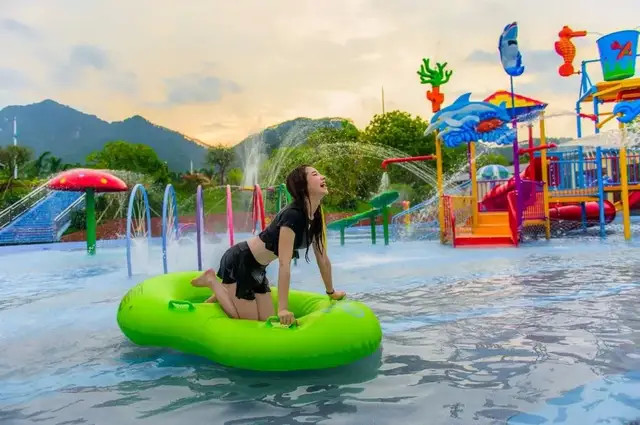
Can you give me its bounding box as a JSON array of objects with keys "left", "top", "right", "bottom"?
[{"left": 191, "top": 165, "right": 345, "bottom": 325}]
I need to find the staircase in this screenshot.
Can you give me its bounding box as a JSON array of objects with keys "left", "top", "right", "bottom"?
[
  {"left": 0, "top": 190, "right": 84, "bottom": 245},
  {"left": 453, "top": 211, "right": 515, "bottom": 247}
]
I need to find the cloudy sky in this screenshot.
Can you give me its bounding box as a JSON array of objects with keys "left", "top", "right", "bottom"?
[{"left": 1, "top": 0, "right": 639, "bottom": 146}]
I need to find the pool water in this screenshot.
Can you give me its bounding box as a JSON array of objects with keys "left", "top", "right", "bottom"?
[{"left": 1, "top": 222, "right": 640, "bottom": 425}]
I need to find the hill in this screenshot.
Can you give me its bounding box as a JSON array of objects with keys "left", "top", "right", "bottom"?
[
  {"left": 0, "top": 100, "right": 210, "bottom": 172},
  {"left": 0, "top": 100, "right": 347, "bottom": 173}
]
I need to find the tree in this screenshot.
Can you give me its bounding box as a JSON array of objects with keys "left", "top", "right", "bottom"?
[
  {"left": 0, "top": 145, "right": 33, "bottom": 179},
  {"left": 362, "top": 111, "right": 432, "bottom": 157},
  {"left": 476, "top": 152, "right": 510, "bottom": 168},
  {"left": 227, "top": 168, "right": 243, "bottom": 186},
  {"left": 86, "top": 140, "right": 169, "bottom": 184},
  {"left": 206, "top": 144, "right": 235, "bottom": 185},
  {"left": 307, "top": 120, "right": 360, "bottom": 147}
]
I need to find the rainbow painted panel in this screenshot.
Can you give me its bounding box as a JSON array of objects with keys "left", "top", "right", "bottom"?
[{"left": 484, "top": 91, "right": 547, "bottom": 119}]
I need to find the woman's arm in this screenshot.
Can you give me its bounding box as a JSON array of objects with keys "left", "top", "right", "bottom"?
[
  {"left": 277, "top": 226, "right": 296, "bottom": 324},
  {"left": 313, "top": 241, "right": 333, "bottom": 293},
  {"left": 313, "top": 241, "right": 345, "bottom": 300}
]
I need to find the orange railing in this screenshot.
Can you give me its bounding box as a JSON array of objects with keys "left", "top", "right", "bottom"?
[{"left": 442, "top": 195, "right": 474, "bottom": 245}]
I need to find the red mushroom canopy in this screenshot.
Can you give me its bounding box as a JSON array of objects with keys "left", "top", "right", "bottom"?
[{"left": 47, "top": 168, "right": 128, "bottom": 192}]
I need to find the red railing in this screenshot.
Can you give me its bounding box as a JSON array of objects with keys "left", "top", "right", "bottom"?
[{"left": 521, "top": 180, "right": 545, "bottom": 221}]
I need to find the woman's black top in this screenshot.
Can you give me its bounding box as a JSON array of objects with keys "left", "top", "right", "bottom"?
[{"left": 258, "top": 203, "right": 312, "bottom": 259}]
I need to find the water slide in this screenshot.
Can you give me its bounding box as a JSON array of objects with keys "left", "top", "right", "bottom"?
[{"left": 478, "top": 158, "right": 640, "bottom": 225}]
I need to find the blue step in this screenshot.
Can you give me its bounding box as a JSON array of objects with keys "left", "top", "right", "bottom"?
[{"left": 0, "top": 191, "right": 83, "bottom": 245}]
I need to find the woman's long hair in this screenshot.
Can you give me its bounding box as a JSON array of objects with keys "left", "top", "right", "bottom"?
[{"left": 285, "top": 164, "right": 325, "bottom": 262}]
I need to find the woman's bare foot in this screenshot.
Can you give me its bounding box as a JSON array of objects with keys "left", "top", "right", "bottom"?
[{"left": 191, "top": 269, "right": 217, "bottom": 289}]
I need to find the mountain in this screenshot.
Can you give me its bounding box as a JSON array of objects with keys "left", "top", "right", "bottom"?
[
  {"left": 0, "top": 100, "right": 347, "bottom": 173},
  {"left": 233, "top": 117, "right": 346, "bottom": 155},
  {"left": 0, "top": 99, "right": 212, "bottom": 172}
]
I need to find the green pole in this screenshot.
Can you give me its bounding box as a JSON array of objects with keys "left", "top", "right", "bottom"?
[
  {"left": 340, "top": 227, "right": 345, "bottom": 246},
  {"left": 370, "top": 213, "right": 376, "bottom": 244},
  {"left": 383, "top": 205, "right": 389, "bottom": 246},
  {"left": 86, "top": 188, "right": 96, "bottom": 255}
]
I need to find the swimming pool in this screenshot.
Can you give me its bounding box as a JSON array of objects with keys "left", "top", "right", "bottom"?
[{"left": 1, "top": 220, "right": 639, "bottom": 425}]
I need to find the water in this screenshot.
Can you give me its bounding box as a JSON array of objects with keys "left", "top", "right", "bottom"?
[
  {"left": 240, "top": 133, "right": 267, "bottom": 188},
  {"left": 1, "top": 225, "right": 640, "bottom": 425}
]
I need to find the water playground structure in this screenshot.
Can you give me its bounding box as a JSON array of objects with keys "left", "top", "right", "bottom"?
[
  {"left": 4, "top": 22, "right": 640, "bottom": 376},
  {"left": 380, "top": 23, "right": 640, "bottom": 248}
]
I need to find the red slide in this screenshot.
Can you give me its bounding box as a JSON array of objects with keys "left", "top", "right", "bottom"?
[{"left": 479, "top": 158, "right": 619, "bottom": 224}]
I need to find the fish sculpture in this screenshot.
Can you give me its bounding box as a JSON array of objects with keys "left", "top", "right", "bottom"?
[
  {"left": 613, "top": 99, "right": 640, "bottom": 123},
  {"left": 554, "top": 25, "right": 587, "bottom": 77},
  {"left": 425, "top": 93, "right": 514, "bottom": 148},
  {"left": 499, "top": 22, "right": 525, "bottom": 77}
]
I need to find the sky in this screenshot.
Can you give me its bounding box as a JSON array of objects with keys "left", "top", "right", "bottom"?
[{"left": 1, "top": 0, "right": 639, "bottom": 147}]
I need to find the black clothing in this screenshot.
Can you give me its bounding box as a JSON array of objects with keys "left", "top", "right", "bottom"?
[
  {"left": 258, "top": 202, "right": 311, "bottom": 260},
  {"left": 216, "top": 241, "right": 270, "bottom": 301}
]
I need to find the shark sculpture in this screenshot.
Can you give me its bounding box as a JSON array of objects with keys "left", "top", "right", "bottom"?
[
  {"left": 425, "top": 93, "right": 514, "bottom": 148},
  {"left": 499, "top": 22, "right": 525, "bottom": 77}
]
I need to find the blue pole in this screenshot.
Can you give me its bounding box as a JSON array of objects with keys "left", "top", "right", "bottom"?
[
  {"left": 578, "top": 146, "right": 587, "bottom": 230},
  {"left": 126, "top": 184, "right": 152, "bottom": 278},
  {"left": 161, "top": 184, "right": 179, "bottom": 274},
  {"left": 576, "top": 101, "right": 582, "bottom": 139},
  {"left": 596, "top": 147, "right": 605, "bottom": 237}
]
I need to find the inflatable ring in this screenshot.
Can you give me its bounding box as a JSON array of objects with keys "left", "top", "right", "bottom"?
[{"left": 117, "top": 271, "right": 382, "bottom": 371}]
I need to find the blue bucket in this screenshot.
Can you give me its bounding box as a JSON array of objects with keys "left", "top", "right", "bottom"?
[{"left": 597, "top": 30, "right": 639, "bottom": 81}]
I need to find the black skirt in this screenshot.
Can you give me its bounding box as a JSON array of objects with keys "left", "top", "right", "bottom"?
[{"left": 216, "top": 241, "right": 270, "bottom": 300}]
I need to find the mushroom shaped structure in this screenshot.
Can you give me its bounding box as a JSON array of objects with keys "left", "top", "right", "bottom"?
[{"left": 47, "top": 168, "right": 128, "bottom": 254}]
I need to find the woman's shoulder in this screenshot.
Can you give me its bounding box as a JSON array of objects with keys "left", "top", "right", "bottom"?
[{"left": 276, "top": 203, "right": 306, "bottom": 227}]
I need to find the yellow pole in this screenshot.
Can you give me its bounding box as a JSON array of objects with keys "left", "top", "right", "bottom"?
[
  {"left": 436, "top": 133, "right": 446, "bottom": 244},
  {"left": 619, "top": 122, "right": 631, "bottom": 240},
  {"left": 539, "top": 113, "right": 551, "bottom": 239},
  {"left": 469, "top": 142, "right": 478, "bottom": 227},
  {"left": 595, "top": 113, "right": 619, "bottom": 129},
  {"left": 402, "top": 200, "right": 410, "bottom": 229}
]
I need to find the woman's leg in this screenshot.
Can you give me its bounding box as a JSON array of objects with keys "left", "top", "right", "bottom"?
[
  {"left": 210, "top": 280, "right": 239, "bottom": 318},
  {"left": 255, "top": 293, "right": 275, "bottom": 321},
  {"left": 225, "top": 282, "right": 260, "bottom": 320},
  {"left": 191, "top": 269, "right": 218, "bottom": 302}
]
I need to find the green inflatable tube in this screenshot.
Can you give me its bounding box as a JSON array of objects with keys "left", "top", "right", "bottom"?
[{"left": 117, "top": 271, "right": 382, "bottom": 371}]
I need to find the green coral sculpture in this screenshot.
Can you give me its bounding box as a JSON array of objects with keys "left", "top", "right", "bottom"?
[{"left": 417, "top": 58, "right": 453, "bottom": 87}]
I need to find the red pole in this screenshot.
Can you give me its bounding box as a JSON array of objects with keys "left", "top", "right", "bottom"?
[{"left": 381, "top": 155, "right": 436, "bottom": 169}]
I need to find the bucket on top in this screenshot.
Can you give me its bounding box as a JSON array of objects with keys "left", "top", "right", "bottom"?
[{"left": 597, "top": 30, "right": 639, "bottom": 81}]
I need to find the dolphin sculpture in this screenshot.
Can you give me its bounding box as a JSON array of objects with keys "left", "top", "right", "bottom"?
[
  {"left": 499, "top": 22, "right": 525, "bottom": 77},
  {"left": 425, "top": 93, "right": 514, "bottom": 148},
  {"left": 613, "top": 99, "right": 640, "bottom": 123}
]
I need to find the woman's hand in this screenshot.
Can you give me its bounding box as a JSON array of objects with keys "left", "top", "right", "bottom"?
[
  {"left": 278, "top": 309, "right": 296, "bottom": 325},
  {"left": 328, "top": 290, "right": 346, "bottom": 300}
]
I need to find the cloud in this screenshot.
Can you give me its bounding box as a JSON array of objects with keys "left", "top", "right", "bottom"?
[
  {"left": 465, "top": 48, "right": 578, "bottom": 97},
  {"left": 69, "top": 45, "right": 110, "bottom": 70},
  {"left": 164, "top": 75, "right": 242, "bottom": 105},
  {"left": 0, "top": 19, "right": 37, "bottom": 39},
  {"left": 108, "top": 71, "right": 138, "bottom": 94},
  {"left": 466, "top": 50, "right": 498, "bottom": 64},
  {"left": 53, "top": 44, "right": 139, "bottom": 92},
  {"left": 0, "top": 68, "right": 30, "bottom": 89}
]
